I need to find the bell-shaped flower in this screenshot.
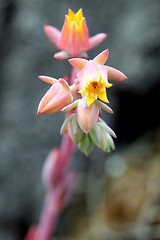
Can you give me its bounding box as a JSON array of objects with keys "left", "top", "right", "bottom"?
[
  {"left": 78, "top": 60, "right": 112, "bottom": 107},
  {"left": 37, "top": 77, "right": 74, "bottom": 114},
  {"left": 44, "top": 8, "right": 107, "bottom": 59},
  {"left": 62, "top": 98, "right": 99, "bottom": 134},
  {"left": 69, "top": 49, "right": 127, "bottom": 107},
  {"left": 76, "top": 98, "right": 99, "bottom": 134}
]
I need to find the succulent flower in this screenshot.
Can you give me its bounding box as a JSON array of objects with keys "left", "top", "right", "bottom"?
[
  {"left": 61, "top": 97, "right": 99, "bottom": 134},
  {"left": 44, "top": 8, "right": 107, "bottom": 59},
  {"left": 32, "top": 7, "right": 129, "bottom": 240},
  {"left": 78, "top": 60, "right": 112, "bottom": 107},
  {"left": 37, "top": 48, "right": 127, "bottom": 155},
  {"left": 69, "top": 49, "right": 127, "bottom": 107},
  {"left": 60, "top": 107, "right": 115, "bottom": 155},
  {"left": 38, "top": 15, "right": 127, "bottom": 155},
  {"left": 37, "top": 76, "right": 77, "bottom": 114},
  {"left": 76, "top": 98, "right": 99, "bottom": 134}
]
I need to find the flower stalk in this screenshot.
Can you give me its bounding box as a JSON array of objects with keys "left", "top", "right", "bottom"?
[{"left": 25, "top": 7, "right": 127, "bottom": 240}]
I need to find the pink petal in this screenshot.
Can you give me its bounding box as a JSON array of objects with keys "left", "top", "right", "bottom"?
[
  {"left": 89, "top": 33, "right": 107, "bottom": 50},
  {"left": 38, "top": 76, "right": 58, "bottom": 84},
  {"left": 85, "top": 60, "right": 99, "bottom": 81},
  {"left": 54, "top": 51, "right": 70, "bottom": 60},
  {"left": 77, "top": 69, "right": 85, "bottom": 90},
  {"left": 93, "top": 49, "right": 109, "bottom": 65},
  {"left": 77, "top": 98, "right": 99, "bottom": 134},
  {"left": 59, "top": 78, "right": 70, "bottom": 91},
  {"left": 44, "top": 25, "right": 61, "bottom": 47},
  {"left": 68, "top": 58, "right": 88, "bottom": 70},
  {"left": 37, "top": 82, "right": 61, "bottom": 114},
  {"left": 107, "top": 66, "right": 127, "bottom": 81},
  {"left": 99, "top": 65, "right": 112, "bottom": 87},
  {"left": 67, "top": 21, "right": 80, "bottom": 56},
  {"left": 78, "top": 17, "right": 90, "bottom": 50},
  {"left": 70, "top": 67, "right": 79, "bottom": 84},
  {"left": 58, "top": 15, "right": 70, "bottom": 50}
]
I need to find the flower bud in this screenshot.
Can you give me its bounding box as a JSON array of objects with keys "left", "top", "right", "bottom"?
[
  {"left": 77, "top": 98, "right": 99, "bottom": 134},
  {"left": 42, "top": 147, "right": 61, "bottom": 189},
  {"left": 37, "top": 78, "right": 73, "bottom": 114},
  {"left": 106, "top": 133, "right": 115, "bottom": 152},
  {"left": 89, "top": 121, "right": 115, "bottom": 152},
  {"left": 68, "top": 115, "right": 84, "bottom": 144},
  {"left": 78, "top": 134, "right": 94, "bottom": 156},
  {"left": 44, "top": 8, "right": 107, "bottom": 59}
]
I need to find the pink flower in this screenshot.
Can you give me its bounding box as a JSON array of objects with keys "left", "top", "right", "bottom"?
[
  {"left": 44, "top": 8, "right": 107, "bottom": 59},
  {"left": 69, "top": 49, "right": 127, "bottom": 106},
  {"left": 61, "top": 98, "right": 99, "bottom": 135},
  {"left": 76, "top": 98, "right": 99, "bottom": 134},
  {"left": 37, "top": 76, "right": 74, "bottom": 114}
]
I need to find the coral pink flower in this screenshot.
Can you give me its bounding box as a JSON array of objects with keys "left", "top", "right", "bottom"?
[
  {"left": 76, "top": 97, "right": 99, "bottom": 134},
  {"left": 78, "top": 60, "right": 112, "bottom": 107},
  {"left": 61, "top": 98, "right": 99, "bottom": 134},
  {"left": 44, "top": 8, "right": 107, "bottom": 59},
  {"left": 37, "top": 76, "right": 73, "bottom": 114},
  {"left": 69, "top": 49, "right": 127, "bottom": 106}
]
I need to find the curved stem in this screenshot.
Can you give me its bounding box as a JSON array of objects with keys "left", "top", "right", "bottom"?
[{"left": 34, "top": 132, "right": 76, "bottom": 240}]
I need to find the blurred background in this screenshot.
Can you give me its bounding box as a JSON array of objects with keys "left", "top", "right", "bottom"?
[{"left": 0, "top": 0, "right": 160, "bottom": 239}]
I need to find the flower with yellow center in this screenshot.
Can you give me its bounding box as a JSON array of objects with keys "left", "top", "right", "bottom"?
[
  {"left": 68, "top": 49, "right": 127, "bottom": 106},
  {"left": 58, "top": 8, "right": 90, "bottom": 57},
  {"left": 79, "top": 65, "right": 112, "bottom": 106},
  {"left": 43, "top": 9, "right": 107, "bottom": 59}
]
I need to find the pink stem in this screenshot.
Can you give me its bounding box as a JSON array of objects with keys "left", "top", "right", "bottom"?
[
  {"left": 34, "top": 133, "right": 76, "bottom": 240},
  {"left": 34, "top": 191, "right": 58, "bottom": 240},
  {"left": 58, "top": 132, "right": 76, "bottom": 181}
]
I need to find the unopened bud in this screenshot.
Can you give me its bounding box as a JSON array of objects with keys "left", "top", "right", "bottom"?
[
  {"left": 68, "top": 115, "right": 84, "bottom": 144},
  {"left": 77, "top": 98, "right": 99, "bottom": 134},
  {"left": 89, "top": 122, "right": 115, "bottom": 152},
  {"left": 37, "top": 79, "right": 73, "bottom": 114},
  {"left": 42, "top": 147, "right": 61, "bottom": 189},
  {"left": 78, "top": 134, "right": 94, "bottom": 156}
]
